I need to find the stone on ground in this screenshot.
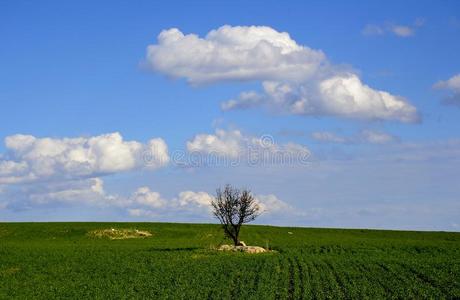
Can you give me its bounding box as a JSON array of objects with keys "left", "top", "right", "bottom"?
[{"left": 218, "top": 244, "right": 268, "bottom": 254}]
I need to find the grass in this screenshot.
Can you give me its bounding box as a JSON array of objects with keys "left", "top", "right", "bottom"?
[{"left": 0, "top": 222, "right": 459, "bottom": 299}]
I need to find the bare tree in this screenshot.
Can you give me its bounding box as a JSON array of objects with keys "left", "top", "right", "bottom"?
[{"left": 211, "top": 185, "right": 261, "bottom": 246}]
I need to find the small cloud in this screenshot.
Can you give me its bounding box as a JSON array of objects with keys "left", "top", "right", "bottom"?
[
  {"left": 221, "top": 91, "right": 263, "bottom": 111},
  {"left": 311, "top": 130, "right": 398, "bottom": 145},
  {"left": 362, "top": 19, "right": 424, "bottom": 38},
  {"left": 362, "top": 24, "right": 385, "bottom": 36},
  {"left": 177, "top": 191, "right": 214, "bottom": 209},
  {"left": 255, "top": 194, "right": 298, "bottom": 215},
  {"left": 311, "top": 132, "right": 348, "bottom": 144},
  {"left": 433, "top": 74, "right": 460, "bottom": 108},
  {"left": 434, "top": 74, "right": 460, "bottom": 91},
  {"left": 389, "top": 25, "right": 414, "bottom": 37},
  {"left": 130, "top": 187, "right": 166, "bottom": 209},
  {"left": 359, "top": 130, "right": 398, "bottom": 144},
  {"left": 186, "top": 129, "right": 311, "bottom": 165}
]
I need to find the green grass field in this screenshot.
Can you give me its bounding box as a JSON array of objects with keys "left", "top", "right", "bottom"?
[{"left": 0, "top": 222, "right": 459, "bottom": 299}]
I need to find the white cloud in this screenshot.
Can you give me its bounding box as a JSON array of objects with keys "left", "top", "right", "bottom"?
[
  {"left": 434, "top": 74, "right": 460, "bottom": 92},
  {"left": 130, "top": 186, "right": 166, "bottom": 208},
  {"left": 126, "top": 190, "right": 214, "bottom": 217},
  {"left": 0, "top": 177, "right": 121, "bottom": 211},
  {"left": 360, "top": 130, "right": 396, "bottom": 144},
  {"left": 224, "top": 74, "right": 418, "bottom": 122},
  {"left": 0, "top": 133, "right": 171, "bottom": 212},
  {"left": 312, "top": 132, "right": 348, "bottom": 144},
  {"left": 434, "top": 74, "right": 460, "bottom": 107},
  {"left": 220, "top": 91, "right": 263, "bottom": 111},
  {"left": 187, "top": 129, "right": 244, "bottom": 158},
  {"left": 0, "top": 132, "right": 169, "bottom": 185},
  {"left": 390, "top": 25, "right": 414, "bottom": 37},
  {"left": 361, "top": 24, "right": 385, "bottom": 36},
  {"left": 0, "top": 130, "right": 301, "bottom": 217},
  {"left": 312, "top": 129, "right": 397, "bottom": 144},
  {"left": 147, "top": 25, "right": 419, "bottom": 122},
  {"left": 255, "top": 194, "right": 293, "bottom": 214},
  {"left": 146, "top": 25, "right": 325, "bottom": 84},
  {"left": 28, "top": 178, "right": 107, "bottom": 205},
  {"left": 126, "top": 189, "right": 296, "bottom": 219},
  {"left": 186, "top": 129, "right": 311, "bottom": 163},
  {"left": 127, "top": 208, "right": 148, "bottom": 217},
  {"left": 0, "top": 160, "right": 28, "bottom": 176},
  {"left": 177, "top": 191, "right": 214, "bottom": 208},
  {"left": 362, "top": 19, "right": 424, "bottom": 38}
]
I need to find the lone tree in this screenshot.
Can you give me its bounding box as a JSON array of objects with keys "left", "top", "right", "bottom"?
[{"left": 211, "top": 185, "right": 261, "bottom": 246}]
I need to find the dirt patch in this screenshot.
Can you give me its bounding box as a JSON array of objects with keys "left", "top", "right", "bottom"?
[
  {"left": 2, "top": 267, "right": 20, "bottom": 275},
  {"left": 88, "top": 228, "right": 152, "bottom": 240}
]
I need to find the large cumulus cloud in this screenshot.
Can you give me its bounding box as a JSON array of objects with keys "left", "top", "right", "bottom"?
[
  {"left": 223, "top": 74, "right": 418, "bottom": 122},
  {"left": 0, "top": 132, "right": 170, "bottom": 211},
  {"left": 146, "top": 25, "right": 419, "bottom": 123},
  {"left": 0, "top": 132, "right": 169, "bottom": 184},
  {"left": 146, "top": 25, "right": 325, "bottom": 84}
]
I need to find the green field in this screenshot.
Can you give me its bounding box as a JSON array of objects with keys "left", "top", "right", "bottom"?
[{"left": 0, "top": 223, "right": 459, "bottom": 299}]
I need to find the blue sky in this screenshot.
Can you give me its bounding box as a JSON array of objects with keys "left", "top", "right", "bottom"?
[{"left": 1, "top": 0, "right": 459, "bottom": 230}]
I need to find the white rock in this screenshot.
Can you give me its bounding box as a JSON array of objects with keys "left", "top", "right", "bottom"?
[
  {"left": 244, "top": 246, "right": 266, "bottom": 254},
  {"left": 217, "top": 244, "right": 267, "bottom": 254}
]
